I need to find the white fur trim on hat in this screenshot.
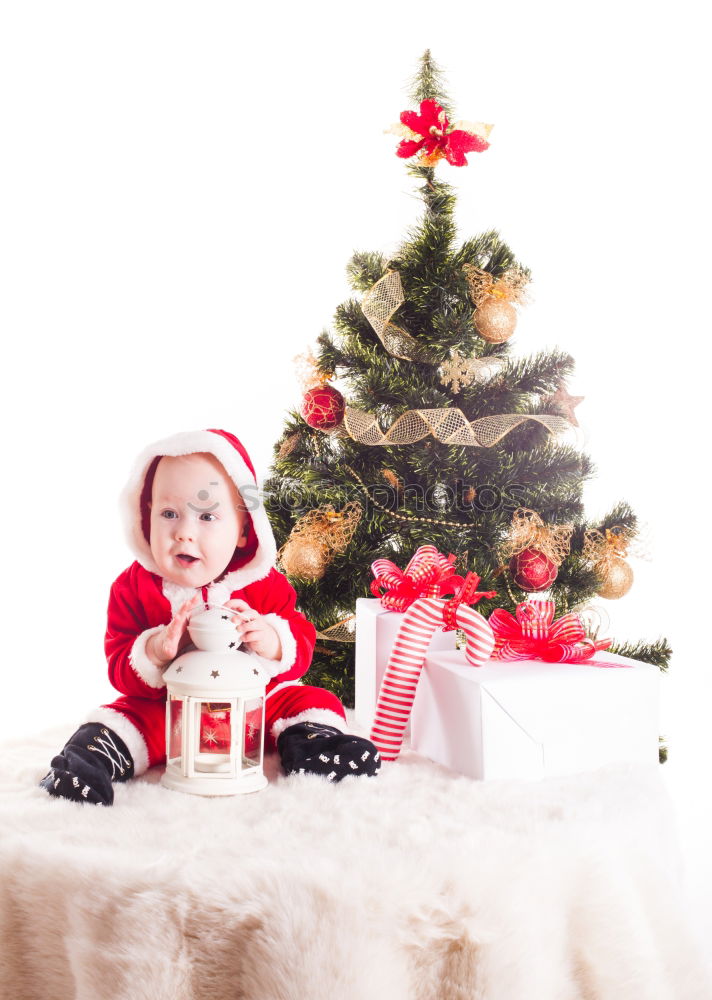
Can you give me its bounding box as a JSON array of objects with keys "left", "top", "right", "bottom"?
[
  {"left": 129, "top": 626, "right": 168, "bottom": 690},
  {"left": 120, "top": 429, "right": 277, "bottom": 590},
  {"left": 271, "top": 709, "right": 347, "bottom": 741},
  {"left": 80, "top": 707, "right": 151, "bottom": 776}
]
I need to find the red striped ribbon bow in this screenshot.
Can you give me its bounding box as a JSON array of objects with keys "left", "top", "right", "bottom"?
[
  {"left": 442, "top": 572, "right": 498, "bottom": 631},
  {"left": 370, "top": 591, "right": 495, "bottom": 762},
  {"left": 489, "top": 600, "right": 613, "bottom": 663},
  {"left": 370, "top": 544, "right": 463, "bottom": 613},
  {"left": 370, "top": 552, "right": 497, "bottom": 762}
]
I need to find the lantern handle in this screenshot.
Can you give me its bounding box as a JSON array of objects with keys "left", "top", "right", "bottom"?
[{"left": 187, "top": 602, "right": 241, "bottom": 621}]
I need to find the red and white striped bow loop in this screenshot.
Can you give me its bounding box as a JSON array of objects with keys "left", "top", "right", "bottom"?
[
  {"left": 370, "top": 552, "right": 497, "bottom": 762},
  {"left": 489, "top": 600, "right": 616, "bottom": 663},
  {"left": 370, "top": 544, "right": 463, "bottom": 611}
]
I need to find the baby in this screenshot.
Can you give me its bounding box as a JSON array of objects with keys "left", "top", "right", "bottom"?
[{"left": 40, "top": 428, "right": 380, "bottom": 805}]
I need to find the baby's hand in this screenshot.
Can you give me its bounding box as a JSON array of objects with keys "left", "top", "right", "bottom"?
[
  {"left": 147, "top": 595, "right": 201, "bottom": 668},
  {"left": 226, "top": 599, "right": 282, "bottom": 661}
]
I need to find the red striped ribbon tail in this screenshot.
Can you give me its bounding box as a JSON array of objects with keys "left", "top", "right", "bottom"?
[
  {"left": 455, "top": 605, "right": 495, "bottom": 666},
  {"left": 370, "top": 597, "right": 442, "bottom": 760},
  {"left": 492, "top": 641, "right": 531, "bottom": 661},
  {"left": 557, "top": 640, "right": 600, "bottom": 663}
]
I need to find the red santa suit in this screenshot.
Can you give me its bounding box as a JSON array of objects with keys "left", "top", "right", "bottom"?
[{"left": 84, "top": 428, "right": 347, "bottom": 775}]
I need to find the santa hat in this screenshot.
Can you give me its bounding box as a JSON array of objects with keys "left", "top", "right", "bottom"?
[{"left": 120, "top": 428, "right": 277, "bottom": 591}]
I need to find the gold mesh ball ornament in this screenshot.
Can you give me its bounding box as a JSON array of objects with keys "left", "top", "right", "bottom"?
[
  {"left": 463, "top": 263, "right": 529, "bottom": 345},
  {"left": 596, "top": 556, "right": 634, "bottom": 600},
  {"left": 278, "top": 503, "right": 362, "bottom": 582},
  {"left": 473, "top": 296, "right": 517, "bottom": 343},
  {"left": 279, "top": 537, "right": 330, "bottom": 581},
  {"left": 583, "top": 527, "right": 635, "bottom": 601}
]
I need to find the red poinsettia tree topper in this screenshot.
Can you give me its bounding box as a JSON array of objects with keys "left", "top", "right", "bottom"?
[{"left": 390, "top": 98, "right": 493, "bottom": 167}]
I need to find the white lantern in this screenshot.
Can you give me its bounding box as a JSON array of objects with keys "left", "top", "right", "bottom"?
[{"left": 161, "top": 605, "right": 269, "bottom": 796}]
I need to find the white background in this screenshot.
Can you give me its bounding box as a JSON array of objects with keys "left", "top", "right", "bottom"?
[{"left": 1, "top": 0, "right": 710, "bottom": 943}]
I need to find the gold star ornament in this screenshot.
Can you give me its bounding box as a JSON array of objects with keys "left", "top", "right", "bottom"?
[{"left": 545, "top": 386, "right": 584, "bottom": 427}]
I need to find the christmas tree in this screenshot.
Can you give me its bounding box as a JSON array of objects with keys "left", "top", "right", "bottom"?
[{"left": 263, "top": 52, "right": 670, "bottom": 740}]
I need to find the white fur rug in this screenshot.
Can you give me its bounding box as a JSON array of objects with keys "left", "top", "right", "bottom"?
[{"left": 0, "top": 722, "right": 709, "bottom": 1000}]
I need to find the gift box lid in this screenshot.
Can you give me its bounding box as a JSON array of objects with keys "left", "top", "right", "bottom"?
[{"left": 421, "top": 649, "right": 660, "bottom": 749}]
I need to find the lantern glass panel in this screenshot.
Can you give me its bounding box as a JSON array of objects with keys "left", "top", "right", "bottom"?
[
  {"left": 243, "top": 698, "right": 263, "bottom": 767},
  {"left": 194, "top": 701, "right": 233, "bottom": 772},
  {"left": 168, "top": 696, "right": 183, "bottom": 762}
]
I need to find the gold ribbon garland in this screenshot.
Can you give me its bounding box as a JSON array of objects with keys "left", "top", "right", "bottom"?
[
  {"left": 314, "top": 615, "right": 357, "bottom": 643},
  {"left": 343, "top": 406, "right": 570, "bottom": 447},
  {"left": 360, "top": 271, "right": 438, "bottom": 362},
  {"left": 361, "top": 271, "right": 511, "bottom": 386}
]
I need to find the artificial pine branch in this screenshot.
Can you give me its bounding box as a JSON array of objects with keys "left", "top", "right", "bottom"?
[
  {"left": 608, "top": 637, "right": 672, "bottom": 672},
  {"left": 263, "top": 53, "right": 671, "bottom": 711},
  {"left": 450, "top": 230, "right": 524, "bottom": 275},
  {"left": 600, "top": 502, "right": 637, "bottom": 533},
  {"left": 408, "top": 49, "right": 453, "bottom": 115},
  {"left": 493, "top": 351, "right": 576, "bottom": 396},
  {"left": 346, "top": 251, "right": 388, "bottom": 292}
]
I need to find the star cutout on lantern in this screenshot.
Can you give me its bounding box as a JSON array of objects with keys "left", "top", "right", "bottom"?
[
  {"left": 176, "top": 666, "right": 183, "bottom": 673},
  {"left": 210, "top": 670, "right": 220, "bottom": 679},
  {"left": 252, "top": 668, "right": 259, "bottom": 676},
  {"left": 229, "top": 642, "right": 236, "bottom": 649},
  {"left": 545, "top": 385, "right": 585, "bottom": 426},
  {"left": 221, "top": 615, "right": 229, "bottom": 620}
]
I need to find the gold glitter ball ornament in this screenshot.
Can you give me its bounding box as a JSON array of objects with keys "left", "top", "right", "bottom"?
[
  {"left": 474, "top": 296, "right": 517, "bottom": 343},
  {"left": 597, "top": 556, "right": 634, "bottom": 600},
  {"left": 279, "top": 537, "right": 329, "bottom": 581}
]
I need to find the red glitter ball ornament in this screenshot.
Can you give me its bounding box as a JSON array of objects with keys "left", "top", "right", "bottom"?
[
  {"left": 300, "top": 385, "right": 345, "bottom": 430},
  {"left": 509, "top": 548, "right": 558, "bottom": 592}
]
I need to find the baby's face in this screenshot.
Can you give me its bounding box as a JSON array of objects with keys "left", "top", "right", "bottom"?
[{"left": 149, "top": 453, "right": 248, "bottom": 587}]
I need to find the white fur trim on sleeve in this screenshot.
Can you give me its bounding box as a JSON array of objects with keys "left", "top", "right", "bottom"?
[
  {"left": 260, "top": 613, "right": 298, "bottom": 675},
  {"left": 129, "top": 626, "right": 168, "bottom": 690},
  {"left": 271, "top": 709, "right": 347, "bottom": 741}
]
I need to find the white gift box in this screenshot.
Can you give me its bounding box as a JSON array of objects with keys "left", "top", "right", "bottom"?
[
  {"left": 410, "top": 649, "right": 661, "bottom": 780},
  {"left": 354, "top": 597, "right": 456, "bottom": 732}
]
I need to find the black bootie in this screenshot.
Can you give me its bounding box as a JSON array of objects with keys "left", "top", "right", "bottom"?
[
  {"left": 39, "top": 723, "right": 134, "bottom": 806},
  {"left": 277, "top": 722, "right": 381, "bottom": 782}
]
